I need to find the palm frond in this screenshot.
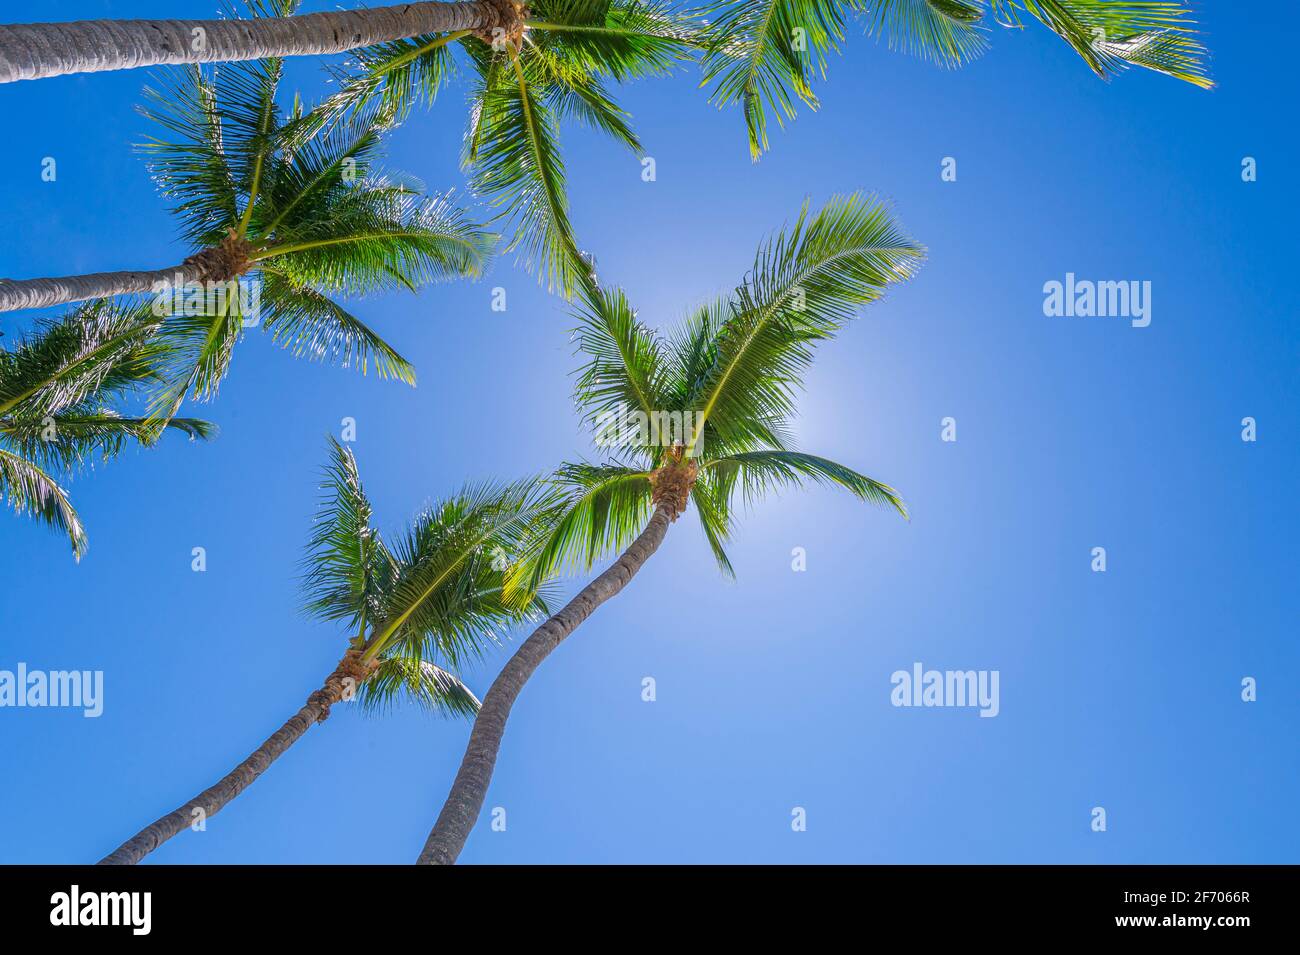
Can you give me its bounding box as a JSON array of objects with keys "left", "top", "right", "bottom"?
[
  {"left": 540, "top": 70, "right": 643, "bottom": 152},
  {"left": 861, "top": 0, "right": 989, "bottom": 67},
  {"left": 0, "top": 412, "right": 213, "bottom": 471},
  {"left": 708, "top": 449, "right": 908, "bottom": 517},
  {"left": 0, "top": 300, "right": 214, "bottom": 556},
  {"left": 256, "top": 122, "right": 390, "bottom": 237},
  {"left": 0, "top": 300, "right": 164, "bottom": 421},
  {"left": 292, "top": 31, "right": 461, "bottom": 142},
  {"left": 682, "top": 192, "right": 924, "bottom": 456},
  {"left": 368, "top": 479, "right": 557, "bottom": 667},
  {"left": 463, "top": 50, "right": 594, "bottom": 297},
  {"left": 510, "top": 462, "right": 653, "bottom": 593},
  {"left": 1001, "top": 0, "right": 1212, "bottom": 86},
  {"left": 259, "top": 271, "right": 417, "bottom": 383},
  {"left": 699, "top": 0, "right": 849, "bottom": 160},
  {"left": 572, "top": 286, "right": 671, "bottom": 433},
  {"left": 301, "top": 436, "right": 383, "bottom": 632},
  {"left": 357, "top": 655, "right": 482, "bottom": 718},
  {"left": 137, "top": 66, "right": 242, "bottom": 247},
  {"left": 530, "top": 0, "right": 702, "bottom": 81},
  {"left": 0, "top": 447, "right": 85, "bottom": 558},
  {"left": 264, "top": 186, "right": 492, "bottom": 292},
  {"left": 146, "top": 292, "right": 247, "bottom": 428},
  {"left": 688, "top": 470, "right": 737, "bottom": 577}
]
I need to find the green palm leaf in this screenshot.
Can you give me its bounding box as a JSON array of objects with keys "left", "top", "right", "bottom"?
[
  {"left": 0, "top": 300, "right": 163, "bottom": 420},
  {"left": 358, "top": 656, "right": 481, "bottom": 717},
  {"left": 682, "top": 192, "right": 924, "bottom": 456},
  {"left": 263, "top": 186, "right": 492, "bottom": 292},
  {"left": 294, "top": 31, "right": 462, "bottom": 140},
  {"left": 146, "top": 293, "right": 246, "bottom": 428},
  {"left": 301, "top": 435, "right": 384, "bottom": 633},
  {"left": 539, "top": 68, "right": 643, "bottom": 152},
  {"left": 709, "top": 449, "right": 908, "bottom": 516},
  {"left": 0, "top": 448, "right": 85, "bottom": 558},
  {"left": 703, "top": 0, "right": 1210, "bottom": 157},
  {"left": 1, "top": 413, "right": 213, "bottom": 471},
  {"left": 699, "top": 0, "right": 850, "bottom": 160},
  {"left": 138, "top": 66, "right": 243, "bottom": 247},
  {"left": 530, "top": 0, "right": 701, "bottom": 81},
  {"left": 511, "top": 462, "right": 654, "bottom": 592},
  {"left": 463, "top": 49, "right": 594, "bottom": 297},
  {"left": 688, "top": 470, "right": 737, "bottom": 576},
  {"left": 573, "top": 286, "right": 671, "bottom": 432},
  {"left": 367, "top": 479, "right": 558, "bottom": 667},
  {"left": 863, "top": 0, "right": 989, "bottom": 66},
  {"left": 294, "top": 1, "right": 699, "bottom": 294},
  {"left": 1003, "top": 0, "right": 1212, "bottom": 87},
  {"left": 0, "top": 300, "right": 213, "bottom": 557},
  {"left": 259, "top": 271, "right": 417, "bottom": 383}
]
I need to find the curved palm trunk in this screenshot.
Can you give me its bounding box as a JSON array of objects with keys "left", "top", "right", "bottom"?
[
  {"left": 0, "top": 264, "right": 201, "bottom": 314},
  {"left": 0, "top": 2, "right": 505, "bottom": 84},
  {"left": 417, "top": 504, "right": 673, "bottom": 865},
  {"left": 99, "top": 651, "right": 372, "bottom": 865}
]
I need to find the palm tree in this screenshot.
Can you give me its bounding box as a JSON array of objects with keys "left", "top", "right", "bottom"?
[
  {"left": 0, "top": 57, "right": 492, "bottom": 424},
  {"left": 416, "top": 191, "right": 924, "bottom": 863},
  {"left": 99, "top": 437, "right": 556, "bottom": 864},
  {"left": 699, "top": 0, "right": 1213, "bottom": 159},
  {"left": 0, "top": 300, "right": 213, "bottom": 559}
]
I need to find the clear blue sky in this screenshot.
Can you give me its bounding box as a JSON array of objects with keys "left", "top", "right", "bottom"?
[{"left": 1, "top": 2, "right": 1295, "bottom": 864}]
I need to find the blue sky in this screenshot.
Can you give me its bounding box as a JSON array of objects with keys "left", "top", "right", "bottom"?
[{"left": 0, "top": 2, "right": 1295, "bottom": 864}]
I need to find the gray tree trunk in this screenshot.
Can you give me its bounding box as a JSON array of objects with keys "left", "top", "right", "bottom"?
[
  {"left": 99, "top": 654, "right": 368, "bottom": 865},
  {"left": 0, "top": 2, "right": 504, "bottom": 84},
  {"left": 0, "top": 264, "right": 200, "bottom": 313},
  {"left": 417, "top": 504, "right": 674, "bottom": 865}
]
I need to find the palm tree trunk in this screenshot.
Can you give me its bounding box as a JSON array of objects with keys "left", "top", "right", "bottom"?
[
  {"left": 0, "top": 1, "right": 509, "bottom": 84},
  {"left": 0, "top": 264, "right": 201, "bottom": 314},
  {"left": 417, "top": 504, "right": 674, "bottom": 865},
  {"left": 98, "top": 650, "right": 373, "bottom": 865}
]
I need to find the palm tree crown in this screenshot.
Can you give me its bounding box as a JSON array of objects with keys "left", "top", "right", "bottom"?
[
  {"left": 301, "top": 436, "right": 557, "bottom": 712},
  {"left": 135, "top": 53, "right": 494, "bottom": 423},
  {"left": 520, "top": 191, "right": 923, "bottom": 586}
]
